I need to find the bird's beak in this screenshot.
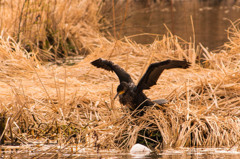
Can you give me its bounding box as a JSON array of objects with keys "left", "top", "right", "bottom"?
[
  {"left": 114, "top": 92, "right": 119, "bottom": 100},
  {"left": 114, "top": 90, "right": 125, "bottom": 100}
]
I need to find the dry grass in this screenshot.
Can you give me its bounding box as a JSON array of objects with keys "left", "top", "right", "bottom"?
[
  {"left": 0, "top": 0, "right": 107, "bottom": 60},
  {"left": 0, "top": 0, "right": 240, "bottom": 155}
]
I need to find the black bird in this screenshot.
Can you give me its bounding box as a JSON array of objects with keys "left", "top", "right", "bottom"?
[{"left": 91, "top": 58, "right": 190, "bottom": 113}]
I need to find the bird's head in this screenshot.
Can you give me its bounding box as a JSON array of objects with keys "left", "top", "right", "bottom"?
[{"left": 114, "top": 82, "right": 129, "bottom": 99}]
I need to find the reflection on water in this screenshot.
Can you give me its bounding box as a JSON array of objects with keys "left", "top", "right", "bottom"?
[
  {"left": 104, "top": 0, "right": 240, "bottom": 50},
  {"left": 1, "top": 147, "right": 240, "bottom": 158}
]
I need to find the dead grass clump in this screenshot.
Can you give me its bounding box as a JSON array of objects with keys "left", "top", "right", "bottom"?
[
  {"left": 0, "top": 0, "right": 107, "bottom": 61},
  {"left": 0, "top": 31, "right": 240, "bottom": 153},
  {"left": 203, "top": 19, "right": 240, "bottom": 71},
  {"left": 1, "top": 28, "right": 240, "bottom": 152},
  {"left": 0, "top": 35, "right": 39, "bottom": 79}
]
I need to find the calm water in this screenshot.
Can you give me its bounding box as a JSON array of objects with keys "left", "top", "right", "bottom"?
[
  {"left": 104, "top": 0, "right": 240, "bottom": 50},
  {"left": 1, "top": 146, "right": 240, "bottom": 159}
]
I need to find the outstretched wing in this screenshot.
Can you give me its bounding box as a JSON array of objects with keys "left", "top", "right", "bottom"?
[
  {"left": 91, "top": 58, "right": 133, "bottom": 83},
  {"left": 137, "top": 60, "right": 190, "bottom": 91}
]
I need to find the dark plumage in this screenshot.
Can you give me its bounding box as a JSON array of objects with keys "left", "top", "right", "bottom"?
[{"left": 91, "top": 58, "right": 190, "bottom": 114}]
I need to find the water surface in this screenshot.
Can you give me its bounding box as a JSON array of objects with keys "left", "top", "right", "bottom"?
[
  {"left": 105, "top": 0, "right": 240, "bottom": 50},
  {"left": 1, "top": 146, "right": 240, "bottom": 158}
]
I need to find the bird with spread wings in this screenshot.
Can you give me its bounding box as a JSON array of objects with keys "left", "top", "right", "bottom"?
[{"left": 91, "top": 58, "right": 190, "bottom": 115}]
